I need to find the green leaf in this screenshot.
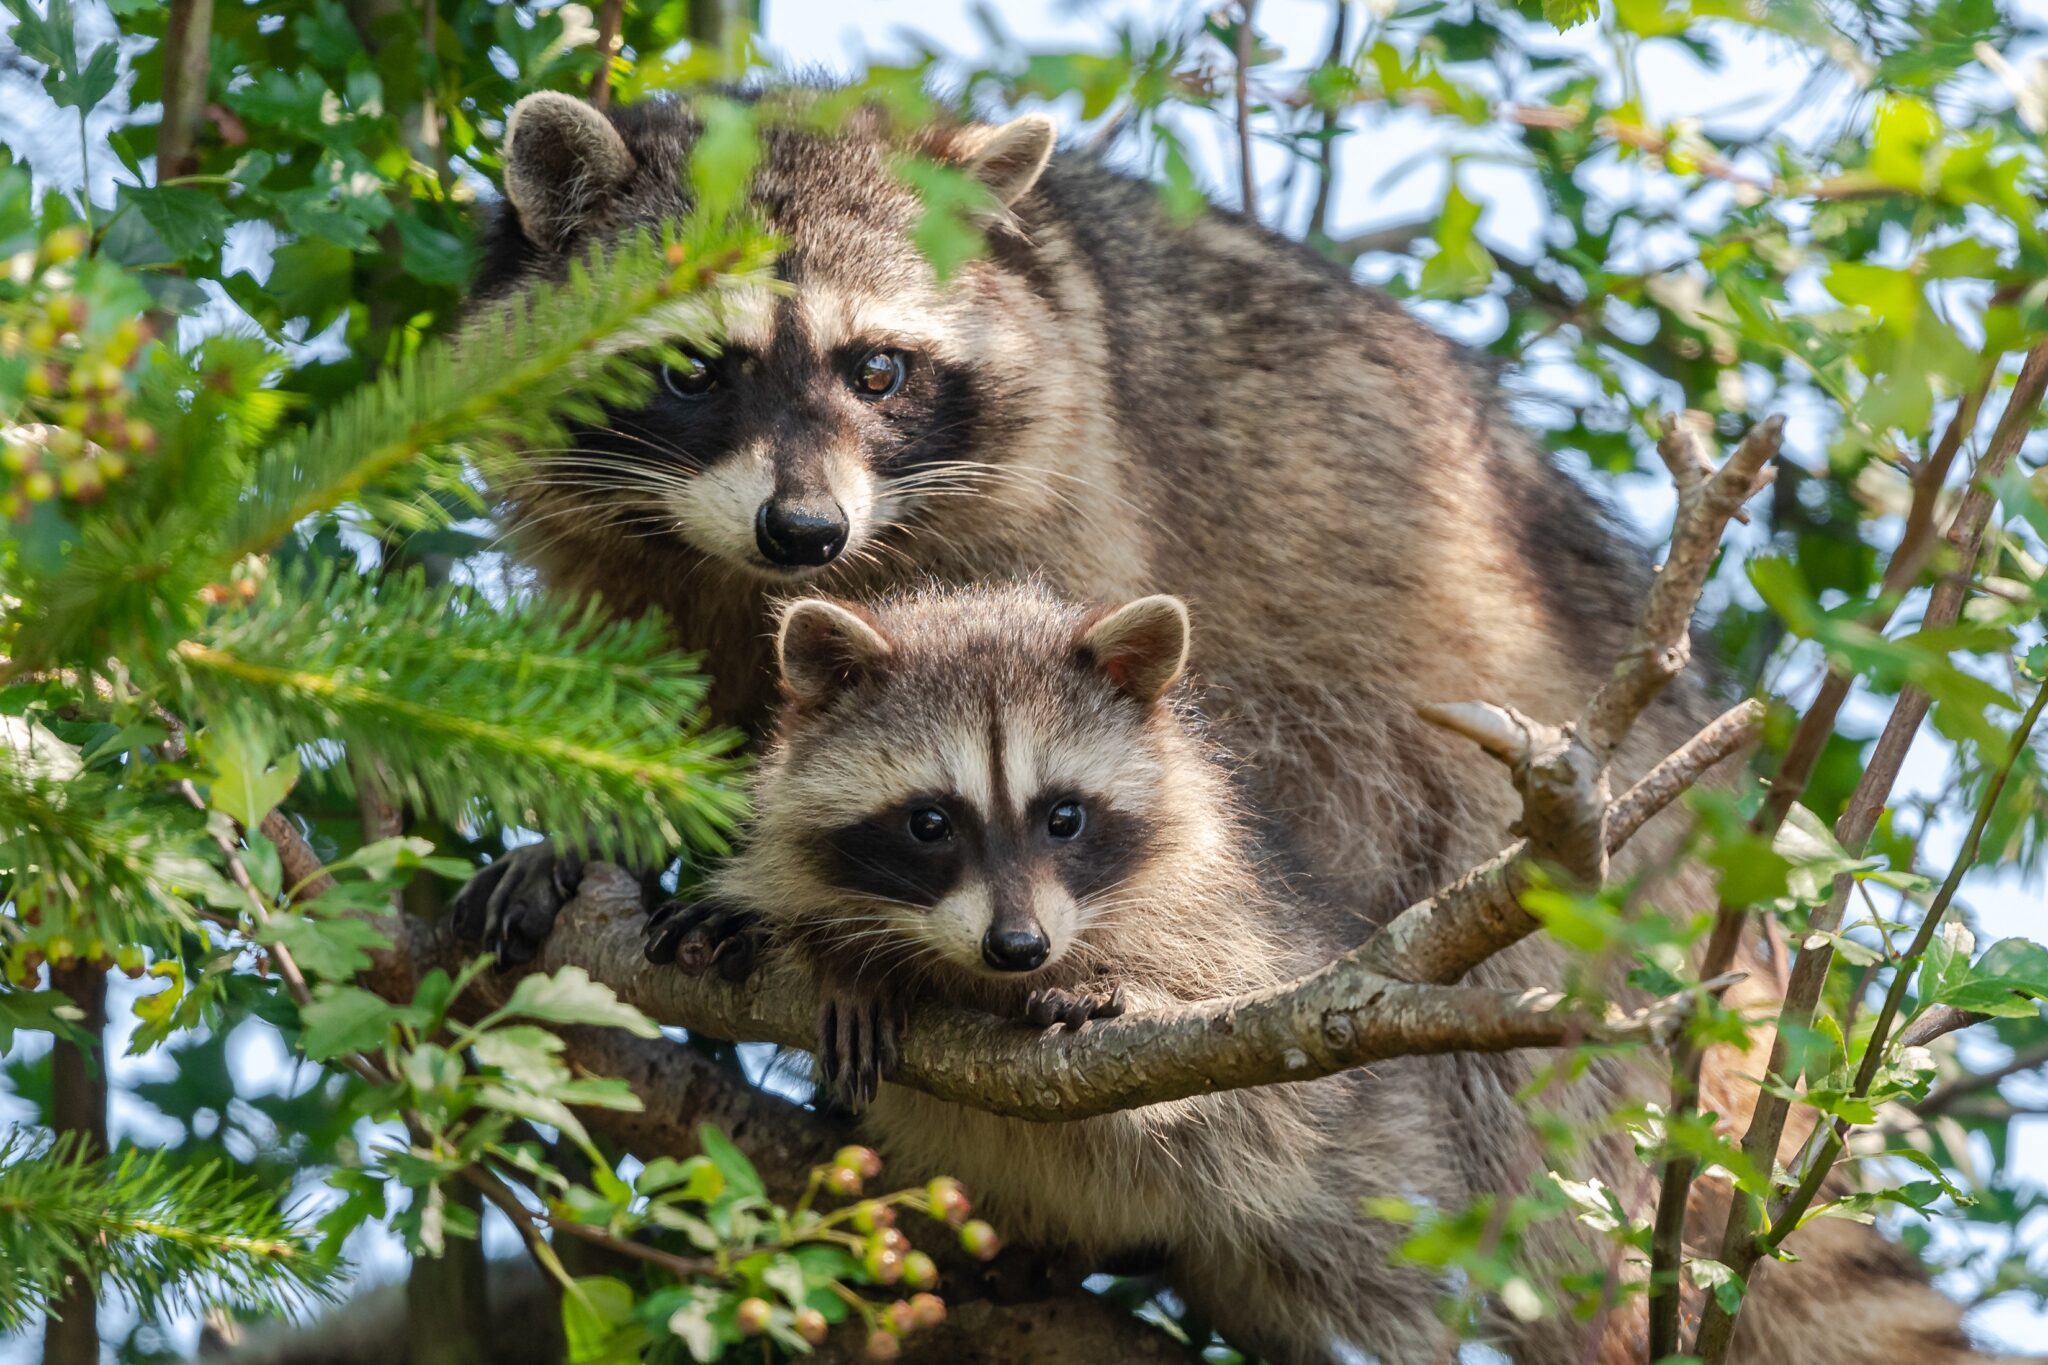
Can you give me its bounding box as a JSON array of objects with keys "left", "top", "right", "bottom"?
[
  {"left": 763, "top": 1253, "right": 808, "bottom": 1309},
  {"left": 564, "top": 1276, "right": 642, "bottom": 1364},
  {"left": 397, "top": 214, "right": 477, "bottom": 288},
  {"left": 319, "top": 835, "right": 471, "bottom": 886},
  {"left": 262, "top": 912, "right": 393, "bottom": 981},
  {"left": 1541, "top": 0, "right": 1600, "bottom": 30},
  {"left": 197, "top": 728, "right": 302, "bottom": 832},
  {"left": 298, "top": 985, "right": 406, "bottom": 1060},
  {"left": 1691, "top": 1257, "right": 1744, "bottom": 1314},
  {"left": 637, "top": 1156, "right": 724, "bottom": 1202},
  {"left": 1419, "top": 180, "right": 1496, "bottom": 298},
  {"left": 697, "top": 1124, "right": 765, "bottom": 1201},
  {"left": 125, "top": 186, "right": 232, "bottom": 260},
  {"left": 470, "top": 1025, "right": 570, "bottom": 1089},
  {"left": 0, "top": 987, "right": 92, "bottom": 1051},
  {"left": 500, "top": 967, "right": 661, "bottom": 1038}
]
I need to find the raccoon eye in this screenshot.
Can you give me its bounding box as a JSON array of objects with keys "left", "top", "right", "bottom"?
[
  {"left": 1046, "top": 800, "right": 1086, "bottom": 841},
  {"left": 907, "top": 806, "right": 952, "bottom": 843},
  {"left": 851, "top": 350, "right": 907, "bottom": 400},
  {"left": 661, "top": 355, "right": 716, "bottom": 400}
]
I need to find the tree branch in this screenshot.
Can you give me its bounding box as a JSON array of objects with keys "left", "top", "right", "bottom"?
[
  {"left": 155, "top": 0, "right": 215, "bottom": 183},
  {"left": 1692, "top": 342, "right": 2048, "bottom": 1362},
  {"left": 1647, "top": 362, "right": 2002, "bottom": 1358}
]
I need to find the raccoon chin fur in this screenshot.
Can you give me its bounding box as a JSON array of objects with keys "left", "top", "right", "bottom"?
[{"left": 473, "top": 89, "right": 2018, "bottom": 1365}]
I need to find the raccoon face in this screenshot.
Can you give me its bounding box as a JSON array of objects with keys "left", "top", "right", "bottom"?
[
  {"left": 493, "top": 93, "right": 1058, "bottom": 582},
  {"left": 751, "top": 589, "right": 1190, "bottom": 989}
]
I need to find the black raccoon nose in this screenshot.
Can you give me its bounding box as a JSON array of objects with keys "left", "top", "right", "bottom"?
[
  {"left": 755, "top": 499, "right": 848, "bottom": 567},
  {"left": 982, "top": 925, "right": 1049, "bottom": 973}
]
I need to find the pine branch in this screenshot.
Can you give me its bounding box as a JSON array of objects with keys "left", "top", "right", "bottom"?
[
  {"left": 223, "top": 231, "right": 771, "bottom": 563},
  {"left": 166, "top": 566, "right": 746, "bottom": 868},
  {"left": 0, "top": 1134, "right": 338, "bottom": 1329},
  {"left": 0, "top": 738, "right": 217, "bottom": 948},
  {"left": 6, "top": 230, "right": 776, "bottom": 673}
]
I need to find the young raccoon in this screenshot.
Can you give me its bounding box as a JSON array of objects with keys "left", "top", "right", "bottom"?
[
  {"left": 654, "top": 582, "right": 2025, "bottom": 1365},
  {"left": 663, "top": 581, "right": 1466, "bottom": 1365}
]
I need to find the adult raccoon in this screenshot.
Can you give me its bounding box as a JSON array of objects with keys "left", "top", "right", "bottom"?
[{"left": 451, "top": 90, "right": 2010, "bottom": 1363}]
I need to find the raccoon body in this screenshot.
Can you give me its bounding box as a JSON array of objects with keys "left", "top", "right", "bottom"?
[
  {"left": 470, "top": 92, "right": 2013, "bottom": 1364},
  {"left": 702, "top": 582, "right": 1465, "bottom": 1365}
]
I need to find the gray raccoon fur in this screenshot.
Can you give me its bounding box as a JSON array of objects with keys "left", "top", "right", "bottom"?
[
  {"left": 466, "top": 89, "right": 2012, "bottom": 1364},
  {"left": 713, "top": 582, "right": 1469, "bottom": 1365}
]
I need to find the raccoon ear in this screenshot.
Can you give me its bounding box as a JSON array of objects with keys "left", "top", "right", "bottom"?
[
  {"left": 502, "top": 92, "right": 637, "bottom": 249},
  {"left": 777, "top": 599, "right": 894, "bottom": 706},
  {"left": 958, "top": 114, "right": 1056, "bottom": 210},
  {"left": 1077, "top": 596, "right": 1190, "bottom": 705}
]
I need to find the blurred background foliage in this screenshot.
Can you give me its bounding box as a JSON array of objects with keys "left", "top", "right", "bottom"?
[{"left": 1, "top": 0, "right": 2047, "bottom": 1361}]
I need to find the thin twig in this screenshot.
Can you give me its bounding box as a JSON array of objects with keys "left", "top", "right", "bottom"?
[
  {"left": 1234, "top": 1, "right": 1259, "bottom": 221},
  {"left": 1914, "top": 1038, "right": 2048, "bottom": 1117},
  {"left": 1306, "top": 0, "right": 1348, "bottom": 240},
  {"left": 1692, "top": 345, "right": 2048, "bottom": 1363},
  {"left": 589, "top": 0, "right": 626, "bottom": 110},
  {"left": 1757, "top": 680, "right": 2046, "bottom": 1270},
  {"left": 1648, "top": 358, "right": 2010, "bottom": 1358}
]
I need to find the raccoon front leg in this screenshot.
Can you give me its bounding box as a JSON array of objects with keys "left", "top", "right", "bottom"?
[
  {"left": 454, "top": 842, "right": 666, "bottom": 971},
  {"left": 1022, "top": 982, "right": 1127, "bottom": 1030},
  {"left": 451, "top": 842, "right": 585, "bottom": 971},
  {"left": 642, "top": 897, "right": 765, "bottom": 982},
  {"left": 816, "top": 985, "right": 907, "bottom": 1111}
]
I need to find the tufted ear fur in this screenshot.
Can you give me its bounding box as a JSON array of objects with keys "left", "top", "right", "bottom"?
[
  {"left": 777, "top": 599, "right": 895, "bottom": 707},
  {"left": 502, "top": 92, "right": 637, "bottom": 249},
  {"left": 1076, "top": 596, "right": 1191, "bottom": 705},
  {"left": 953, "top": 114, "right": 1056, "bottom": 212}
]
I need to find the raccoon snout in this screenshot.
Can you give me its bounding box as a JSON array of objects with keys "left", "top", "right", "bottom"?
[
  {"left": 982, "top": 923, "right": 1050, "bottom": 973},
  {"left": 755, "top": 498, "right": 848, "bottom": 567}
]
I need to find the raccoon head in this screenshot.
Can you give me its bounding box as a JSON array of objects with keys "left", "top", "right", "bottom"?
[
  {"left": 489, "top": 92, "right": 1060, "bottom": 582},
  {"left": 736, "top": 586, "right": 1191, "bottom": 998}
]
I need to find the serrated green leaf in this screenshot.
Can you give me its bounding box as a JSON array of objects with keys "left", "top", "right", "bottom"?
[{"left": 500, "top": 967, "right": 660, "bottom": 1037}]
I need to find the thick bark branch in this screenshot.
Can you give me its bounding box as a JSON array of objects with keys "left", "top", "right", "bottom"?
[
  {"left": 1418, "top": 415, "right": 1779, "bottom": 887},
  {"left": 1363, "top": 698, "right": 1762, "bottom": 985},
  {"left": 392, "top": 863, "right": 1698, "bottom": 1124}
]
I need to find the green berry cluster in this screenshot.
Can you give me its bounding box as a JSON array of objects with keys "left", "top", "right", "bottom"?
[{"left": 2, "top": 224, "right": 159, "bottom": 521}]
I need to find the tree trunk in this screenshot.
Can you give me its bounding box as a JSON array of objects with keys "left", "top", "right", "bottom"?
[{"left": 42, "top": 963, "right": 108, "bottom": 1365}]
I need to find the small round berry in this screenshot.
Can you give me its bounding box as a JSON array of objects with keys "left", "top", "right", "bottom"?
[
  {"left": 124, "top": 421, "right": 158, "bottom": 456},
  {"left": 878, "top": 1227, "right": 910, "bottom": 1256},
  {"left": 864, "top": 1244, "right": 904, "bottom": 1285},
  {"left": 793, "top": 1308, "right": 828, "bottom": 1346},
  {"left": 865, "top": 1328, "right": 901, "bottom": 1361},
  {"left": 901, "top": 1251, "right": 938, "bottom": 1290},
  {"left": 40, "top": 226, "right": 88, "bottom": 265},
  {"left": 925, "top": 1177, "right": 971, "bottom": 1225},
  {"left": 887, "top": 1300, "right": 917, "bottom": 1335},
  {"left": 23, "top": 469, "right": 56, "bottom": 502},
  {"left": 836, "top": 1145, "right": 883, "bottom": 1179},
  {"left": 45, "top": 295, "right": 87, "bottom": 331},
  {"left": 853, "top": 1200, "right": 895, "bottom": 1233},
  {"left": 908, "top": 1293, "right": 946, "bottom": 1329},
  {"left": 1, "top": 435, "right": 36, "bottom": 473},
  {"left": 734, "top": 1297, "right": 771, "bottom": 1336},
  {"left": 826, "top": 1164, "right": 863, "bottom": 1197},
  {"left": 24, "top": 319, "right": 56, "bottom": 352},
  {"left": 24, "top": 364, "right": 57, "bottom": 398},
  {"left": 959, "top": 1220, "right": 1000, "bottom": 1261}
]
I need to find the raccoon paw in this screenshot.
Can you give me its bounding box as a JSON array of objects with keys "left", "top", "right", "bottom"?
[
  {"left": 450, "top": 842, "right": 586, "bottom": 973},
  {"left": 817, "top": 989, "right": 903, "bottom": 1111},
  {"left": 642, "top": 898, "right": 763, "bottom": 982},
  {"left": 1023, "top": 984, "right": 1126, "bottom": 1031}
]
